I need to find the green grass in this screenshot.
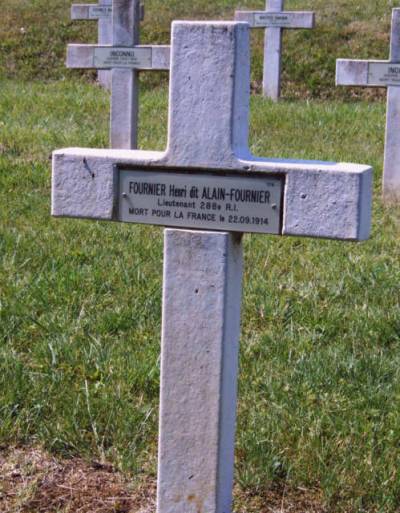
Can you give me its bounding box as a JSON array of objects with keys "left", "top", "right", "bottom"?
[
  {"left": 1, "top": 77, "right": 400, "bottom": 511},
  {"left": 0, "top": 0, "right": 394, "bottom": 99}
]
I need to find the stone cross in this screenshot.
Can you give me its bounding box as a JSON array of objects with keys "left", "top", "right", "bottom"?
[
  {"left": 68, "top": 0, "right": 170, "bottom": 149},
  {"left": 71, "top": 1, "right": 145, "bottom": 88},
  {"left": 235, "top": 0, "right": 315, "bottom": 101},
  {"left": 71, "top": 0, "right": 141, "bottom": 89},
  {"left": 336, "top": 8, "right": 400, "bottom": 202},
  {"left": 52, "top": 21, "right": 372, "bottom": 513}
]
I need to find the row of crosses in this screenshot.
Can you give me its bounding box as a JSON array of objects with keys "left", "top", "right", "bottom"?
[
  {"left": 71, "top": 0, "right": 315, "bottom": 101},
  {"left": 53, "top": 1, "right": 373, "bottom": 512},
  {"left": 70, "top": 1, "right": 400, "bottom": 202}
]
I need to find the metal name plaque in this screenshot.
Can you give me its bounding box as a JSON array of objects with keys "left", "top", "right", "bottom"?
[
  {"left": 118, "top": 169, "right": 283, "bottom": 235},
  {"left": 254, "top": 13, "right": 292, "bottom": 28},
  {"left": 88, "top": 6, "right": 112, "bottom": 19},
  {"left": 368, "top": 63, "right": 400, "bottom": 86},
  {"left": 93, "top": 47, "right": 152, "bottom": 69}
]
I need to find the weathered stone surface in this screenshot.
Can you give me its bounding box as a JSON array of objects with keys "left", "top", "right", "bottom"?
[
  {"left": 52, "top": 150, "right": 120, "bottom": 220},
  {"left": 67, "top": 44, "right": 95, "bottom": 68},
  {"left": 336, "top": 59, "right": 369, "bottom": 86},
  {"left": 282, "top": 163, "right": 372, "bottom": 240},
  {"left": 158, "top": 229, "right": 242, "bottom": 513},
  {"left": 166, "top": 22, "right": 250, "bottom": 168}
]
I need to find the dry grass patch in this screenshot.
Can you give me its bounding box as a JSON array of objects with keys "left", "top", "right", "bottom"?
[
  {"left": 0, "top": 447, "right": 156, "bottom": 513},
  {"left": 234, "top": 484, "right": 326, "bottom": 513}
]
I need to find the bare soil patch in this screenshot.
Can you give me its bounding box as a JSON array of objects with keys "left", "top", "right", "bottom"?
[{"left": 0, "top": 446, "right": 326, "bottom": 513}]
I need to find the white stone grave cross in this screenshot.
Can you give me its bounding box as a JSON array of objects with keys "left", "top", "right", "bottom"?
[
  {"left": 235, "top": 0, "right": 315, "bottom": 101},
  {"left": 72, "top": 0, "right": 111, "bottom": 89},
  {"left": 336, "top": 8, "right": 400, "bottom": 202},
  {"left": 52, "top": 21, "right": 372, "bottom": 513},
  {"left": 71, "top": 0, "right": 144, "bottom": 88},
  {"left": 68, "top": 0, "right": 170, "bottom": 149}
]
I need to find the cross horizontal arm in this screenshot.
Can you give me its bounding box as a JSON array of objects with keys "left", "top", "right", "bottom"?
[
  {"left": 336, "top": 60, "right": 370, "bottom": 86},
  {"left": 67, "top": 44, "right": 170, "bottom": 70},
  {"left": 235, "top": 11, "right": 315, "bottom": 29},
  {"left": 71, "top": 4, "right": 111, "bottom": 20},
  {"left": 336, "top": 59, "right": 400, "bottom": 87},
  {"left": 54, "top": 22, "right": 371, "bottom": 241},
  {"left": 52, "top": 148, "right": 372, "bottom": 241},
  {"left": 71, "top": 3, "right": 144, "bottom": 20}
]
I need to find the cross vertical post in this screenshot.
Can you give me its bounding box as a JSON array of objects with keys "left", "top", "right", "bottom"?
[
  {"left": 111, "top": 0, "right": 140, "bottom": 149},
  {"left": 98, "top": 0, "right": 112, "bottom": 89},
  {"left": 263, "top": 0, "right": 284, "bottom": 100},
  {"left": 158, "top": 229, "right": 243, "bottom": 513},
  {"left": 383, "top": 9, "right": 400, "bottom": 201}
]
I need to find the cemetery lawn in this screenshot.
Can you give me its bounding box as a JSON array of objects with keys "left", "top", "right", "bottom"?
[
  {"left": 1, "top": 76, "right": 400, "bottom": 513},
  {"left": 0, "top": 0, "right": 396, "bottom": 100},
  {"left": 2, "top": 0, "right": 400, "bottom": 511}
]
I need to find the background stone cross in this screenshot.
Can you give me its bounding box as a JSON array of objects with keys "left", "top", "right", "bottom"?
[
  {"left": 52, "top": 20, "right": 372, "bottom": 513},
  {"left": 71, "top": 0, "right": 113, "bottom": 89},
  {"left": 68, "top": 0, "right": 170, "bottom": 149},
  {"left": 71, "top": 0, "right": 144, "bottom": 89},
  {"left": 235, "top": 0, "right": 315, "bottom": 101},
  {"left": 336, "top": 8, "right": 400, "bottom": 202}
]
